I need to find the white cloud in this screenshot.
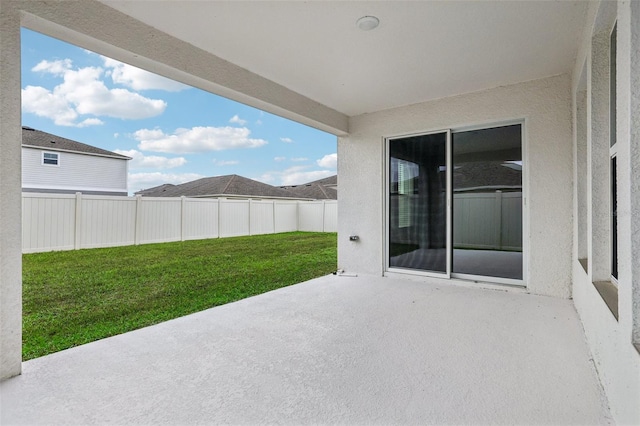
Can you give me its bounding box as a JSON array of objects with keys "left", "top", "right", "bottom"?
[
  {"left": 257, "top": 165, "right": 334, "bottom": 186},
  {"left": 114, "top": 149, "right": 187, "bottom": 169},
  {"left": 22, "top": 85, "right": 79, "bottom": 126},
  {"left": 22, "top": 59, "right": 167, "bottom": 127},
  {"left": 274, "top": 156, "right": 286, "bottom": 162},
  {"left": 114, "top": 133, "right": 120, "bottom": 138},
  {"left": 281, "top": 170, "right": 334, "bottom": 186},
  {"left": 291, "top": 157, "right": 308, "bottom": 162},
  {"left": 229, "top": 115, "right": 248, "bottom": 125},
  {"left": 317, "top": 153, "right": 337, "bottom": 169},
  {"left": 134, "top": 126, "right": 268, "bottom": 154},
  {"left": 76, "top": 118, "right": 104, "bottom": 127},
  {"left": 128, "top": 172, "right": 204, "bottom": 193},
  {"left": 212, "top": 159, "right": 239, "bottom": 166},
  {"left": 32, "top": 59, "right": 72, "bottom": 76},
  {"left": 102, "top": 57, "right": 189, "bottom": 92},
  {"left": 280, "top": 137, "right": 293, "bottom": 143}
]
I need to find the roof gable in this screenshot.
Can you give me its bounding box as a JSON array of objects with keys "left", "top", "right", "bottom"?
[{"left": 21, "top": 127, "right": 130, "bottom": 160}]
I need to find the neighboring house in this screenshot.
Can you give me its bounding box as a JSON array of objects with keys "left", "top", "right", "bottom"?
[
  {"left": 279, "top": 175, "right": 337, "bottom": 200},
  {"left": 136, "top": 174, "right": 315, "bottom": 200},
  {"left": 1, "top": 2, "right": 639, "bottom": 424},
  {"left": 21, "top": 126, "right": 130, "bottom": 196}
]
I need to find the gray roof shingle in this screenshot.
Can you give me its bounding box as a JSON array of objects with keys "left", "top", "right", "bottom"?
[
  {"left": 136, "top": 174, "right": 311, "bottom": 199},
  {"left": 21, "top": 126, "right": 130, "bottom": 160},
  {"left": 279, "top": 175, "right": 337, "bottom": 200}
]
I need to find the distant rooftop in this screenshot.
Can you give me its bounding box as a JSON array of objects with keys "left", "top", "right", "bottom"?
[
  {"left": 21, "top": 126, "right": 130, "bottom": 160},
  {"left": 137, "top": 174, "right": 312, "bottom": 199},
  {"left": 280, "top": 175, "right": 337, "bottom": 200}
]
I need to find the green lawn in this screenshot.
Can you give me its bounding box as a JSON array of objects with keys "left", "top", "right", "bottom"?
[{"left": 22, "top": 232, "right": 337, "bottom": 360}]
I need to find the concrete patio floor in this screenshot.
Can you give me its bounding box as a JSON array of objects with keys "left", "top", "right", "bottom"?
[{"left": 1, "top": 275, "right": 611, "bottom": 425}]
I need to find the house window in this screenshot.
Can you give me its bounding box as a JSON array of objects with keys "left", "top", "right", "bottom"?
[
  {"left": 610, "top": 22, "right": 618, "bottom": 281},
  {"left": 42, "top": 152, "right": 59, "bottom": 166}
]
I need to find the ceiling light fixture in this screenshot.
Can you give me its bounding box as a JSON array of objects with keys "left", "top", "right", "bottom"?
[{"left": 356, "top": 16, "right": 379, "bottom": 31}]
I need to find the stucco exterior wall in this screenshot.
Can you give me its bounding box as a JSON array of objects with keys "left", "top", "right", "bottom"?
[
  {"left": 22, "top": 147, "right": 128, "bottom": 194},
  {"left": 339, "top": 74, "right": 573, "bottom": 298},
  {"left": 571, "top": 1, "right": 640, "bottom": 423},
  {"left": 0, "top": 1, "right": 23, "bottom": 380}
]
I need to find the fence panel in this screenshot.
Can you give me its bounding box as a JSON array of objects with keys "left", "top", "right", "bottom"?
[
  {"left": 274, "top": 202, "right": 298, "bottom": 233},
  {"left": 250, "top": 200, "right": 275, "bottom": 235},
  {"left": 323, "top": 201, "right": 338, "bottom": 232},
  {"left": 219, "top": 199, "right": 250, "bottom": 237},
  {"left": 80, "top": 195, "right": 136, "bottom": 249},
  {"left": 22, "top": 193, "right": 76, "bottom": 253},
  {"left": 183, "top": 198, "right": 219, "bottom": 240},
  {"left": 298, "top": 201, "right": 324, "bottom": 232},
  {"left": 138, "top": 197, "right": 182, "bottom": 244}
]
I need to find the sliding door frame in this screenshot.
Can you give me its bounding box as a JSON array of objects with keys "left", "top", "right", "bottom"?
[
  {"left": 383, "top": 119, "right": 527, "bottom": 287},
  {"left": 384, "top": 129, "right": 452, "bottom": 279}
]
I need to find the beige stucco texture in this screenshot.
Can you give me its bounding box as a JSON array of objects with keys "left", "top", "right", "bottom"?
[{"left": 339, "top": 74, "right": 573, "bottom": 298}]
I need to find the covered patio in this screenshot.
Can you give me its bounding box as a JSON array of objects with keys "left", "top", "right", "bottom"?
[
  {"left": 1, "top": 275, "right": 610, "bottom": 424},
  {"left": 1, "top": 1, "right": 639, "bottom": 423}
]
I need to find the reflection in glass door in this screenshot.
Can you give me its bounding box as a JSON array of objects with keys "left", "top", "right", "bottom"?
[
  {"left": 387, "top": 124, "right": 523, "bottom": 283},
  {"left": 452, "top": 125, "right": 522, "bottom": 280},
  {"left": 388, "top": 132, "right": 449, "bottom": 275}
]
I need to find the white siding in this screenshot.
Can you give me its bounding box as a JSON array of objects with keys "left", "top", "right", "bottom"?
[{"left": 22, "top": 147, "right": 128, "bottom": 193}]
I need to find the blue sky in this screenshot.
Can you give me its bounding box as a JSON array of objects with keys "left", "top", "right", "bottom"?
[{"left": 21, "top": 28, "right": 337, "bottom": 194}]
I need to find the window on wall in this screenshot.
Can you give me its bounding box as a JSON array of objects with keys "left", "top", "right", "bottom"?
[
  {"left": 42, "top": 152, "right": 59, "bottom": 166},
  {"left": 576, "top": 63, "right": 588, "bottom": 272},
  {"left": 610, "top": 22, "right": 618, "bottom": 281}
]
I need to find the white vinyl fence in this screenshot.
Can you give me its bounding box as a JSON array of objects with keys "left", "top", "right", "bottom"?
[
  {"left": 453, "top": 192, "right": 522, "bottom": 251},
  {"left": 22, "top": 193, "right": 337, "bottom": 253}
]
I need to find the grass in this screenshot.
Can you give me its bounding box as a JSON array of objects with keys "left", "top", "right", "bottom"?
[{"left": 22, "top": 232, "right": 337, "bottom": 360}]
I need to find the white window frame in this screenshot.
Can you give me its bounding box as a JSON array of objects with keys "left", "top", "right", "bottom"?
[{"left": 42, "top": 151, "right": 60, "bottom": 167}]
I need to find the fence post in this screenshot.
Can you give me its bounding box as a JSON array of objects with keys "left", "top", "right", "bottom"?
[
  {"left": 296, "top": 201, "right": 300, "bottom": 231},
  {"left": 494, "top": 191, "right": 503, "bottom": 250},
  {"left": 248, "top": 199, "right": 252, "bottom": 236},
  {"left": 134, "top": 195, "right": 142, "bottom": 245},
  {"left": 272, "top": 200, "right": 276, "bottom": 234},
  {"left": 216, "top": 199, "right": 221, "bottom": 239},
  {"left": 74, "top": 192, "right": 82, "bottom": 250},
  {"left": 181, "top": 196, "right": 186, "bottom": 241},
  {"left": 322, "top": 200, "right": 326, "bottom": 232}
]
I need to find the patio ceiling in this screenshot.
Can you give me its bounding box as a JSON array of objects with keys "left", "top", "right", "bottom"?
[{"left": 100, "top": 1, "right": 588, "bottom": 116}]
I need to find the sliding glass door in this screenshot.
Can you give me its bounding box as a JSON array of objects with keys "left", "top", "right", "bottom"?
[
  {"left": 451, "top": 125, "right": 522, "bottom": 280},
  {"left": 388, "top": 131, "right": 450, "bottom": 276},
  {"left": 388, "top": 124, "right": 523, "bottom": 283}
]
